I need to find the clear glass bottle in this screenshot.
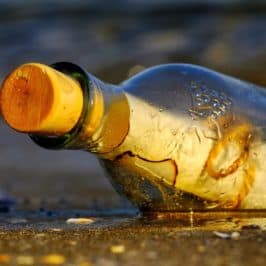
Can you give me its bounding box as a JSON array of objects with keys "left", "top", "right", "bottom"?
[{"left": 1, "top": 62, "right": 266, "bottom": 212}]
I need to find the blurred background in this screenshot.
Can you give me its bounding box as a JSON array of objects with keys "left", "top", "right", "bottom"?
[{"left": 0, "top": 0, "right": 266, "bottom": 211}]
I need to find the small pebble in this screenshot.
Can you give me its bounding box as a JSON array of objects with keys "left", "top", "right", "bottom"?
[
  {"left": 66, "top": 218, "right": 95, "bottom": 225},
  {"left": 110, "top": 245, "right": 125, "bottom": 254},
  {"left": 50, "top": 228, "right": 63, "bottom": 232},
  {"left": 41, "top": 254, "right": 65, "bottom": 265},
  {"left": 213, "top": 231, "right": 230, "bottom": 239},
  {"left": 231, "top": 231, "right": 240, "bottom": 240},
  {"left": 213, "top": 231, "right": 240, "bottom": 239},
  {"left": 16, "top": 255, "right": 34, "bottom": 265},
  {"left": 0, "top": 254, "right": 10, "bottom": 264}
]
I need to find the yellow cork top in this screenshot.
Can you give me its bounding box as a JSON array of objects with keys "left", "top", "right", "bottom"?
[{"left": 0, "top": 63, "right": 83, "bottom": 136}]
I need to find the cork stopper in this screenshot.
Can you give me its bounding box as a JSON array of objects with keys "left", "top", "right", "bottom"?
[{"left": 0, "top": 63, "right": 83, "bottom": 136}]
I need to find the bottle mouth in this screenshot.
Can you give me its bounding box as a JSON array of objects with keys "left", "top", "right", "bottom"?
[{"left": 30, "top": 62, "right": 90, "bottom": 149}]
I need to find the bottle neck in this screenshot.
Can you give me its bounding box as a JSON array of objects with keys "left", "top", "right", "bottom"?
[{"left": 30, "top": 62, "right": 129, "bottom": 154}]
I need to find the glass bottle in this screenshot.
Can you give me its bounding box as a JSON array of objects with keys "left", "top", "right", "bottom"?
[{"left": 1, "top": 62, "right": 266, "bottom": 212}]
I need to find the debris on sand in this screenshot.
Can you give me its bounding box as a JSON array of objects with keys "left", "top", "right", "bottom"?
[
  {"left": 231, "top": 231, "right": 240, "bottom": 240},
  {"left": 213, "top": 231, "right": 240, "bottom": 239},
  {"left": 66, "top": 217, "right": 95, "bottom": 225},
  {"left": 41, "top": 254, "right": 65, "bottom": 265},
  {"left": 110, "top": 245, "right": 125, "bottom": 254}
]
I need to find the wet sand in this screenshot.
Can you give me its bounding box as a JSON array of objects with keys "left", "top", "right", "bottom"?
[{"left": 0, "top": 211, "right": 266, "bottom": 265}]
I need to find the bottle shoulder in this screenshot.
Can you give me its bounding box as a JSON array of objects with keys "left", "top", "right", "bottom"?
[
  {"left": 122, "top": 63, "right": 264, "bottom": 93},
  {"left": 120, "top": 63, "right": 239, "bottom": 103},
  {"left": 122, "top": 63, "right": 224, "bottom": 87},
  {"left": 120, "top": 63, "right": 265, "bottom": 126}
]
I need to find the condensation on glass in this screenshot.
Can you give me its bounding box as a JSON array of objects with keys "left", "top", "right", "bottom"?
[{"left": 5, "top": 63, "right": 266, "bottom": 212}]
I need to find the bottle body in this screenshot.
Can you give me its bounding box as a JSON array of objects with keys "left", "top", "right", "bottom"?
[
  {"left": 97, "top": 64, "right": 266, "bottom": 211},
  {"left": 3, "top": 62, "right": 266, "bottom": 212}
]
